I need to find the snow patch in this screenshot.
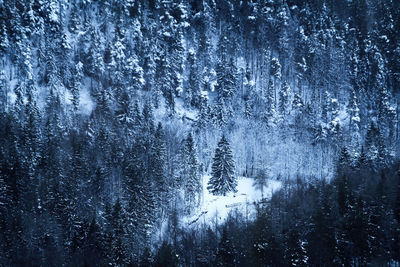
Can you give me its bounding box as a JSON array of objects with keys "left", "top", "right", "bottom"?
[
  {"left": 79, "top": 88, "right": 95, "bottom": 115},
  {"left": 183, "top": 175, "right": 281, "bottom": 227},
  {"left": 174, "top": 97, "right": 198, "bottom": 121}
]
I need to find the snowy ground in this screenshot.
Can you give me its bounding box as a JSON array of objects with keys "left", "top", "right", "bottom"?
[{"left": 183, "top": 175, "right": 281, "bottom": 227}]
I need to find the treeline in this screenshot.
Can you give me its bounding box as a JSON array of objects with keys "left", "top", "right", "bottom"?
[{"left": 156, "top": 162, "right": 400, "bottom": 266}]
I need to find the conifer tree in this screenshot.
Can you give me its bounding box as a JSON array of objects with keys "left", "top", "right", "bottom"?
[
  {"left": 124, "top": 52, "right": 144, "bottom": 92},
  {"left": 279, "top": 81, "right": 290, "bottom": 115},
  {"left": 0, "top": 71, "right": 9, "bottom": 112},
  {"left": 70, "top": 61, "right": 83, "bottom": 111},
  {"left": 179, "top": 133, "right": 201, "bottom": 210},
  {"left": 270, "top": 57, "right": 281, "bottom": 107},
  {"left": 68, "top": 2, "right": 81, "bottom": 33},
  {"left": 208, "top": 135, "right": 237, "bottom": 196},
  {"left": 151, "top": 123, "right": 167, "bottom": 197},
  {"left": 365, "top": 122, "right": 388, "bottom": 169},
  {"left": 285, "top": 228, "right": 306, "bottom": 267},
  {"left": 110, "top": 199, "right": 128, "bottom": 266},
  {"left": 0, "top": 24, "right": 9, "bottom": 55},
  {"left": 348, "top": 89, "right": 361, "bottom": 150},
  {"left": 197, "top": 97, "right": 211, "bottom": 128},
  {"left": 186, "top": 49, "right": 202, "bottom": 108},
  {"left": 322, "top": 90, "right": 331, "bottom": 124},
  {"left": 215, "top": 227, "right": 235, "bottom": 267}
]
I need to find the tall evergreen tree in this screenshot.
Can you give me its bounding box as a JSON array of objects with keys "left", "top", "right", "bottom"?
[
  {"left": 179, "top": 133, "right": 201, "bottom": 211},
  {"left": 207, "top": 135, "right": 237, "bottom": 196}
]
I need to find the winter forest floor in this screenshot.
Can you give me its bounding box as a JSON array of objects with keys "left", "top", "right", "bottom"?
[{"left": 183, "top": 176, "right": 282, "bottom": 227}]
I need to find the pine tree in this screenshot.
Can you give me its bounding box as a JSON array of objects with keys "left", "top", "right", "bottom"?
[
  {"left": 253, "top": 168, "right": 269, "bottom": 199},
  {"left": 0, "top": 24, "right": 9, "bottom": 55},
  {"left": 279, "top": 81, "right": 290, "bottom": 115},
  {"left": 322, "top": 90, "right": 331, "bottom": 124},
  {"left": 213, "top": 97, "right": 228, "bottom": 128},
  {"left": 124, "top": 52, "right": 144, "bottom": 92},
  {"left": 16, "top": 33, "right": 34, "bottom": 81},
  {"left": 263, "top": 79, "right": 276, "bottom": 122},
  {"left": 140, "top": 247, "right": 154, "bottom": 267},
  {"left": 115, "top": 90, "right": 133, "bottom": 126},
  {"left": 83, "top": 217, "right": 105, "bottom": 265},
  {"left": 0, "top": 71, "right": 9, "bottom": 112},
  {"left": 197, "top": 97, "right": 210, "bottom": 128},
  {"left": 348, "top": 89, "right": 361, "bottom": 151},
  {"left": 269, "top": 57, "right": 281, "bottom": 108},
  {"left": 155, "top": 48, "right": 176, "bottom": 113},
  {"left": 327, "top": 98, "right": 341, "bottom": 143},
  {"left": 338, "top": 146, "right": 351, "bottom": 173},
  {"left": 110, "top": 199, "right": 128, "bottom": 266},
  {"left": 85, "top": 27, "right": 105, "bottom": 81},
  {"left": 179, "top": 133, "right": 201, "bottom": 211},
  {"left": 207, "top": 135, "right": 237, "bottom": 196},
  {"left": 365, "top": 122, "right": 388, "bottom": 169},
  {"left": 186, "top": 49, "right": 202, "bottom": 108},
  {"left": 306, "top": 190, "right": 337, "bottom": 266},
  {"left": 151, "top": 122, "right": 167, "bottom": 189},
  {"left": 285, "top": 228, "right": 306, "bottom": 267},
  {"left": 215, "top": 57, "right": 237, "bottom": 100},
  {"left": 292, "top": 93, "right": 305, "bottom": 133},
  {"left": 68, "top": 2, "right": 81, "bottom": 33},
  {"left": 394, "top": 172, "right": 400, "bottom": 224},
  {"left": 154, "top": 241, "right": 179, "bottom": 267},
  {"left": 70, "top": 61, "right": 83, "bottom": 111},
  {"left": 19, "top": 88, "right": 41, "bottom": 214},
  {"left": 215, "top": 227, "right": 235, "bottom": 267},
  {"left": 292, "top": 93, "right": 304, "bottom": 113}
]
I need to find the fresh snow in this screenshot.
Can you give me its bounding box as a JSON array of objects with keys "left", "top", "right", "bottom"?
[
  {"left": 183, "top": 175, "right": 281, "bottom": 227},
  {"left": 79, "top": 87, "right": 95, "bottom": 115},
  {"left": 174, "top": 97, "right": 198, "bottom": 121}
]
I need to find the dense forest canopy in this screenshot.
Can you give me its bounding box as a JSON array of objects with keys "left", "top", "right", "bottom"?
[{"left": 0, "top": 0, "right": 399, "bottom": 266}]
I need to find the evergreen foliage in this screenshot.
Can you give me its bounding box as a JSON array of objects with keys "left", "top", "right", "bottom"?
[{"left": 208, "top": 135, "right": 237, "bottom": 196}]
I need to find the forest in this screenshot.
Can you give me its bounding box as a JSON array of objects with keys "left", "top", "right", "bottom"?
[{"left": 0, "top": 0, "right": 399, "bottom": 266}]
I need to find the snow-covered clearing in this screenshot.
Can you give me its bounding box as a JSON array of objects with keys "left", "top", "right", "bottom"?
[{"left": 183, "top": 175, "right": 281, "bottom": 227}]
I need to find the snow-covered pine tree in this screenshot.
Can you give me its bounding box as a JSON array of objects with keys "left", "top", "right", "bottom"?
[
  {"left": 322, "top": 90, "right": 331, "bottom": 124},
  {"left": 115, "top": 90, "right": 133, "bottom": 130},
  {"left": 124, "top": 51, "right": 144, "bottom": 92},
  {"left": 270, "top": 57, "right": 281, "bottom": 107},
  {"left": 347, "top": 89, "right": 361, "bottom": 157},
  {"left": 207, "top": 135, "right": 237, "bottom": 196},
  {"left": 263, "top": 79, "right": 276, "bottom": 123},
  {"left": 85, "top": 26, "right": 105, "bottom": 82},
  {"left": 213, "top": 97, "right": 228, "bottom": 128},
  {"left": 110, "top": 198, "right": 128, "bottom": 266},
  {"left": 215, "top": 57, "right": 237, "bottom": 101},
  {"left": 151, "top": 122, "right": 167, "bottom": 211},
  {"left": 179, "top": 133, "right": 201, "bottom": 211},
  {"left": 279, "top": 81, "right": 290, "bottom": 115},
  {"left": 0, "top": 24, "right": 9, "bottom": 56},
  {"left": 328, "top": 98, "right": 341, "bottom": 144},
  {"left": 0, "top": 71, "right": 9, "bottom": 112},
  {"left": 197, "top": 97, "right": 211, "bottom": 128},
  {"left": 70, "top": 61, "right": 83, "bottom": 111},
  {"left": 292, "top": 92, "right": 305, "bottom": 131},
  {"left": 365, "top": 122, "right": 388, "bottom": 169},
  {"left": 186, "top": 49, "right": 202, "bottom": 108}
]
